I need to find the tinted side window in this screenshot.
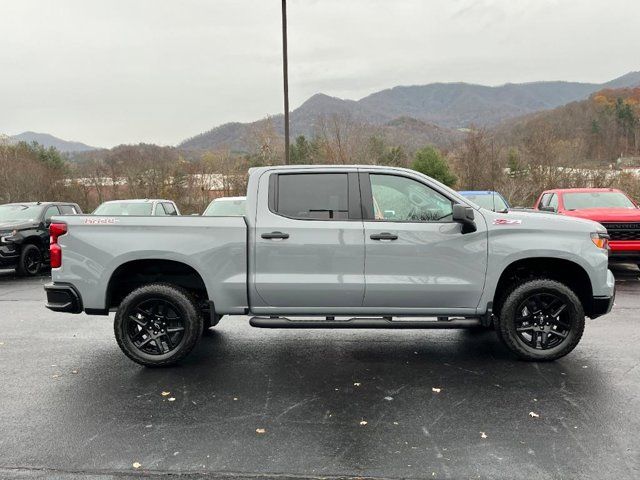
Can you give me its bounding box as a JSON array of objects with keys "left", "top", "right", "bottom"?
[
  {"left": 163, "top": 203, "right": 177, "bottom": 215},
  {"left": 369, "top": 174, "right": 453, "bottom": 222},
  {"left": 154, "top": 204, "right": 167, "bottom": 216},
  {"left": 44, "top": 206, "right": 60, "bottom": 221},
  {"left": 59, "top": 205, "right": 77, "bottom": 215},
  {"left": 276, "top": 173, "right": 349, "bottom": 220}
]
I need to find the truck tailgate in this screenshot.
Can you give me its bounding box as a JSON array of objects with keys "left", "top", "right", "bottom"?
[{"left": 51, "top": 215, "right": 248, "bottom": 313}]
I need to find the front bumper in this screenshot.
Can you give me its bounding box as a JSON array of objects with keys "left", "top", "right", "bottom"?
[
  {"left": 589, "top": 291, "right": 615, "bottom": 319},
  {"left": 608, "top": 241, "right": 640, "bottom": 262},
  {"left": 0, "top": 243, "right": 19, "bottom": 267},
  {"left": 44, "top": 283, "right": 83, "bottom": 313}
]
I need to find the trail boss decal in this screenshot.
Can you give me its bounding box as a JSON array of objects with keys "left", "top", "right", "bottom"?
[
  {"left": 493, "top": 218, "right": 522, "bottom": 225},
  {"left": 83, "top": 217, "right": 119, "bottom": 225}
]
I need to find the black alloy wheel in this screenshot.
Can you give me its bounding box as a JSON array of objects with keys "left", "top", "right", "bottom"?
[
  {"left": 114, "top": 283, "right": 203, "bottom": 367},
  {"left": 17, "top": 244, "right": 42, "bottom": 276},
  {"left": 496, "top": 278, "right": 585, "bottom": 361},
  {"left": 126, "top": 298, "right": 186, "bottom": 355},
  {"left": 514, "top": 292, "right": 571, "bottom": 350}
]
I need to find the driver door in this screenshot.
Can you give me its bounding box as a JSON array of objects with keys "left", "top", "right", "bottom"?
[{"left": 361, "top": 172, "right": 488, "bottom": 311}]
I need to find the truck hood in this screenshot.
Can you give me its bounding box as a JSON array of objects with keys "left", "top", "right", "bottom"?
[
  {"left": 0, "top": 221, "right": 39, "bottom": 231},
  {"left": 562, "top": 208, "right": 640, "bottom": 223}
]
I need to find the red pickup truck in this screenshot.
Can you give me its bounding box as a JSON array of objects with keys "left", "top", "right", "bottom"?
[{"left": 535, "top": 188, "right": 640, "bottom": 267}]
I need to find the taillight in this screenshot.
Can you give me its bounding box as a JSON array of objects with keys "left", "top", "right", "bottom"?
[
  {"left": 49, "top": 223, "right": 67, "bottom": 268},
  {"left": 590, "top": 232, "right": 610, "bottom": 251}
]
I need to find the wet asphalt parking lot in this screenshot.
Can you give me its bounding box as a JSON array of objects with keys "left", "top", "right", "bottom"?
[{"left": 0, "top": 265, "right": 638, "bottom": 480}]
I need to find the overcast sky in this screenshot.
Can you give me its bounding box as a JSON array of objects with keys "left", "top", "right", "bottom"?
[{"left": 2, "top": 0, "right": 639, "bottom": 148}]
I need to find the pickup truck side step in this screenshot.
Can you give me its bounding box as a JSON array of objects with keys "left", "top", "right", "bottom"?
[{"left": 249, "top": 317, "right": 481, "bottom": 329}]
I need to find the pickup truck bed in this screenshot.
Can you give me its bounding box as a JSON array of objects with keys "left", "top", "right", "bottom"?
[{"left": 49, "top": 215, "right": 248, "bottom": 315}]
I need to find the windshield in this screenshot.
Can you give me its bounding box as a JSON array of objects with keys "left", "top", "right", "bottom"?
[
  {"left": 462, "top": 194, "right": 508, "bottom": 212},
  {"left": 93, "top": 202, "right": 153, "bottom": 216},
  {"left": 563, "top": 192, "right": 636, "bottom": 210},
  {"left": 203, "top": 199, "right": 246, "bottom": 216},
  {"left": 0, "top": 204, "right": 43, "bottom": 223}
]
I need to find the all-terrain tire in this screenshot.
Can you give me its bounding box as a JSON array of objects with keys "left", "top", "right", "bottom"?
[
  {"left": 16, "top": 244, "right": 43, "bottom": 276},
  {"left": 496, "top": 279, "right": 585, "bottom": 361},
  {"left": 114, "top": 283, "right": 203, "bottom": 367}
]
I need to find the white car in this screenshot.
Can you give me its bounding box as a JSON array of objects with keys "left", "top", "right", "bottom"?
[
  {"left": 203, "top": 197, "right": 246, "bottom": 216},
  {"left": 93, "top": 199, "right": 180, "bottom": 216}
]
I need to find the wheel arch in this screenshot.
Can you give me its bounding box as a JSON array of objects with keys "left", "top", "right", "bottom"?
[
  {"left": 492, "top": 257, "right": 594, "bottom": 317},
  {"left": 105, "top": 259, "right": 210, "bottom": 310}
]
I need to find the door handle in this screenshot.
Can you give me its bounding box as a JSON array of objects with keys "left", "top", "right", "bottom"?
[
  {"left": 261, "top": 231, "right": 290, "bottom": 240},
  {"left": 370, "top": 232, "right": 398, "bottom": 241}
]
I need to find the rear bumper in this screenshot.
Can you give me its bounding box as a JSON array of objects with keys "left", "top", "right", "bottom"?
[{"left": 44, "top": 283, "right": 83, "bottom": 314}]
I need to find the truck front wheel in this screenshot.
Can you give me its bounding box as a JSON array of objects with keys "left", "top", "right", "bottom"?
[
  {"left": 17, "top": 244, "right": 43, "bottom": 276},
  {"left": 114, "top": 283, "right": 203, "bottom": 367},
  {"left": 496, "top": 279, "right": 585, "bottom": 361}
]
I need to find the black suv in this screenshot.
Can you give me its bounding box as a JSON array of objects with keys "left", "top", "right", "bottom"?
[{"left": 0, "top": 202, "right": 82, "bottom": 276}]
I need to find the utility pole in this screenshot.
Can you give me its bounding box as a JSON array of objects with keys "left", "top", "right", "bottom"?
[{"left": 281, "top": 0, "right": 290, "bottom": 164}]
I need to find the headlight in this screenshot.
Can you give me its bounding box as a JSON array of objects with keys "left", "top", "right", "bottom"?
[
  {"left": 591, "top": 232, "right": 610, "bottom": 250},
  {"left": 0, "top": 230, "right": 18, "bottom": 243}
]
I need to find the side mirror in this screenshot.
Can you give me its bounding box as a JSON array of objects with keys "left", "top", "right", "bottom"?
[
  {"left": 539, "top": 206, "right": 556, "bottom": 213},
  {"left": 452, "top": 203, "right": 476, "bottom": 234}
]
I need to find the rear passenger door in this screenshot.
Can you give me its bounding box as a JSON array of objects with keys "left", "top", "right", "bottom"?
[{"left": 253, "top": 170, "right": 365, "bottom": 309}]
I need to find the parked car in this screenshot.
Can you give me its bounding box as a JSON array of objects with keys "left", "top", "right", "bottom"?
[
  {"left": 45, "top": 165, "right": 614, "bottom": 366},
  {"left": 203, "top": 197, "right": 246, "bottom": 216},
  {"left": 93, "top": 199, "right": 180, "bottom": 216},
  {"left": 535, "top": 188, "right": 640, "bottom": 267},
  {"left": 0, "top": 202, "right": 82, "bottom": 276},
  {"left": 459, "top": 190, "right": 510, "bottom": 212}
]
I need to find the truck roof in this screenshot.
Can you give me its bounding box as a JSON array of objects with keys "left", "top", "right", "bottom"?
[
  {"left": 99, "top": 199, "right": 174, "bottom": 204},
  {"left": 542, "top": 188, "right": 621, "bottom": 194},
  {"left": 459, "top": 191, "right": 500, "bottom": 195}
]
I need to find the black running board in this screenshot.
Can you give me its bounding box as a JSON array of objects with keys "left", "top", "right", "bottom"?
[{"left": 249, "top": 316, "right": 481, "bottom": 329}]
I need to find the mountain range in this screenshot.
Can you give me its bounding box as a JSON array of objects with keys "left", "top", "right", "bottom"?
[
  {"left": 6, "top": 131, "right": 97, "bottom": 153},
  {"left": 179, "top": 71, "right": 640, "bottom": 151},
  {"left": 6, "top": 71, "right": 640, "bottom": 154}
]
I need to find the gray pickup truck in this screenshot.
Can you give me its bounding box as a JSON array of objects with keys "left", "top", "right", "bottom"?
[{"left": 45, "top": 165, "right": 615, "bottom": 366}]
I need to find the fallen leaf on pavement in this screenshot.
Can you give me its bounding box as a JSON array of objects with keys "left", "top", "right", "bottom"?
[
  {"left": 353, "top": 382, "right": 361, "bottom": 387},
  {"left": 384, "top": 396, "right": 393, "bottom": 401},
  {"left": 161, "top": 391, "right": 171, "bottom": 396},
  {"left": 168, "top": 397, "right": 176, "bottom": 402},
  {"left": 256, "top": 428, "right": 266, "bottom": 434},
  {"left": 529, "top": 411, "right": 540, "bottom": 418},
  {"left": 132, "top": 462, "right": 141, "bottom": 469},
  {"left": 359, "top": 420, "right": 368, "bottom": 426},
  {"left": 480, "top": 432, "right": 488, "bottom": 439},
  {"left": 432, "top": 387, "right": 441, "bottom": 393},
  {"left": 71, "top": 370, "right": 78, "bottom": 374}
]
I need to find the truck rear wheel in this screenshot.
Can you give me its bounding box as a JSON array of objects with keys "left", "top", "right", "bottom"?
[
  {"left": 496, "top": 279, "right": 585, "bottom": 361},
  {"left": 114, "top": 283, "right": 203, "bottom": 367}
]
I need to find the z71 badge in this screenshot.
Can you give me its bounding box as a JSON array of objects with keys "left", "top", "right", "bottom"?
[{"left": 493, "top": 218, "right": 522, "bottom": 225}]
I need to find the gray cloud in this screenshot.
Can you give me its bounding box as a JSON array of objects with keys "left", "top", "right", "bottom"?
[{"left": 1, "top": 0, "right": 638, "bottom": 147}]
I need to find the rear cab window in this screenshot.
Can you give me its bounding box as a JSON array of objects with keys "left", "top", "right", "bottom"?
[
  {"left": 270, "top": 172, "right": 359, "bottom": 220},
  {"left": 58, "top": 205, "right": 78, "bottom": 215}
]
